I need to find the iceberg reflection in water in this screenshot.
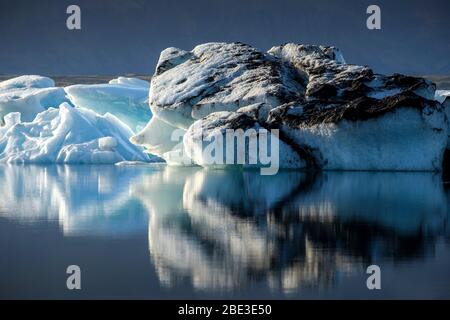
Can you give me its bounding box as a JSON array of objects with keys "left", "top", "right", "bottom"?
[
  {"left": 0, "top": 165, "right": 449, "bottom": 297},
  {"left": 143, "top": 169, "right": 450, "bottom": 292}
]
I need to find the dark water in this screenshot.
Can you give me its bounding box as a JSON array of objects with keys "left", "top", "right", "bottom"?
[{"left": 0, "top": 164, "right": 450, "bottom": 299}]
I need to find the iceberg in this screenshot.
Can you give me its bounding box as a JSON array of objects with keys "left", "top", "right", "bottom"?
[
  {"left": 183, "top": 104, "right": 305, "bottom": 171},
  {"left": 435, "top": 90, "right": 450, "bottom": 150},
  {"left": 145, "top": 43, "right": 306, "bottom": 130},
  {"left": 0, "top": 102, "right": 151, "bottom": 164},
  {"left": 131, "top": 116, "right": 184, "bottom": 157},
  {"left": 133, "top": 42, "right": 448, "bottom": 171},
  {"left": 65, "top": 76, "right": 152, "bottom": 132},
  {"left": 0, "top": 75, "right": 68, "bottom": 124},
  {"left": 435, "top": 90, "right": 450, "bottom": 104},
  {"left": 268, "top": 103, "right": 447, "bottom": 171}
]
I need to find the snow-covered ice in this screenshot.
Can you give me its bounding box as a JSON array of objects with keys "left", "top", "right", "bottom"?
[
  {"left": 131, "top": 116, "right": 184, "bottom": 157},
  {"left": 0, "top": 102, "right": 151, "bottom": 164},
  {"left": 272, "top": 107, "right": 447, "bottom": 171},
  {"left": 183, "top": 105, "right": 305, "bottom": 171},
  {"left": 146, "top": 43, "right": 305, "bottom": 130},
  {"left": 0, "top": 76, "right": 158, "bottom": 164},
  {"left": 0, "top": 75, "right": 68, "bottom": 123},
  {"left": 435, "top": 90, "right": 450, "bottom": 104},
  {"left": 1, "top": 44, "right": 448, "bottom": 171},
  {"left": 65, "top": 77, "right": 151, "bottom": 132},
  {"left": 133, "top": 42, "right": 449, "bottom": 172}
]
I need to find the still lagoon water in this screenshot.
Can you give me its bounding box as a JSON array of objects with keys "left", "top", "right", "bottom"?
[{"left": 0, "top": 164, "right": 449, "bottom": 299}]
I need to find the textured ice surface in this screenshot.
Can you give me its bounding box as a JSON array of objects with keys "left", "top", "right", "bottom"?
[
  {"left": 184, "top": 105, "right": 305, "bottom": 172},
  {"left": 146, "top": 42, "right": 306, "bottom": 129},
  {"left": 0, "top": 76, "right": 158, "bottom": 164},
  {"left": 435, "top": 90, "right": 450, "bottom": 148},
  {"left": 133, "top": 42, "right": 448, "bottom": 171},
  {"left": 65, "top": 77, "right": 151, "bottom": 132},
  {"left": 435, "top": 90, "right": 450, "bottom": 104},
  {"left": 277, "top": 107, "right": 447, "bottom": 170},
  {"left": 0, "top": 102, "right": 150, "bottom": 164},
  {"left": 130, "top": 115, "right": 195, "bottom": 166},
  {"left": 130, "top": 116, "right": 183, "bottom": 157},
  {"left": 0, "top": 75, "right": 68, "bottom": 123}
]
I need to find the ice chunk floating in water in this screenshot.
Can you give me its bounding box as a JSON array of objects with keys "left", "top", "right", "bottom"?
[
  {"left": 0, "top": 75, "right": 68, "bottom": 123},
  {"left": 435, "top": 90, "right": 450, "bottom": 104},
  {"left": 65, "top": 77, "right": 152, "bottom": 132},
  {"left": 0, "top": 103, "right": 151, "bottom": 164},
  {"left": 133, "top": 42, "right": 449, "bottom": 171}
]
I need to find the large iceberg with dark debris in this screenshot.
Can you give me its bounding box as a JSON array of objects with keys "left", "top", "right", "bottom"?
[{"left": 132, "top": 42, "right": 449, "bottom": 171}]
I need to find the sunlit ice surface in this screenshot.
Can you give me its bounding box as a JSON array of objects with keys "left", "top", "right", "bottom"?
[{"left": 0, "top": 164, "right": 450, "bottom": 299}]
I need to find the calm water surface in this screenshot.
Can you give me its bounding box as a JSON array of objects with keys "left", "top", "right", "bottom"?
[{"left": 0, "top": 164, "right": 449, "bottom": 299}]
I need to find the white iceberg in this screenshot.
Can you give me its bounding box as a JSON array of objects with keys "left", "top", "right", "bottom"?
[
  {"left": 272, "top": 106, "right": 447, "bottom": 171},
  {"left": 183, "top": 104, "right": 305, "bottom": 172},
  {"left": 0, "top": 102, "right": 151, "bottom": 164},
  {"left": 435, "top": 90, "right": 450, "bottom": 104},
  {"left": 133, "top": 42, "right": 449, "bottom": 172},
  {"left": 65, "top": 76, "right": 152, "bottom": 132},
  {"left": 435, "top": 90, "right": 450, "bottom": 149},
  {"left": 131, "top": 116, "right": 183, "bottom": 156},
  {"left": 108, "top": 76, "right": 150, "bottom": 88},
  {"left": 146, "top": 43, "right": 305, "bottom": 130},
  {"left": 0, "top": 75, "right": 68, "bottom": 123}
]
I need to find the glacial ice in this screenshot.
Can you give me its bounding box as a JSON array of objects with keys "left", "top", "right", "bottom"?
[
  {"left": 435, "top": 90, "right": 450, "bottom": 148},
  {"left": 1, "top": 44, "right": 448, "bottom": 170},
  {"left": 133, "top": 42, "right": 449, "bottom": 172},
  {"left": 0, "top": 75, "right": 158, "bottom": 164},
  {"left": 435, "top": 90, "right": 450, "bottom": 104},
  {"left": 0, "top": 102, "right": 151, "bottom": 164},
  {"left": 146, "top": 43, "right": 306, "bottom": 130},
  {"left": 275, "top": 107, "right": 447, "bottom": 171},
  {"left": 0, "top": 75, "right": 69, "bottom": 123},
  {"left": 130, "top": 116, "right": 184, "bottom": 157},
  {"left": 65, "top": 77, "right": 152, "bottom": 132},
  {"left": 183, "top": 105, "right": 305, "bottom": 172}
]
